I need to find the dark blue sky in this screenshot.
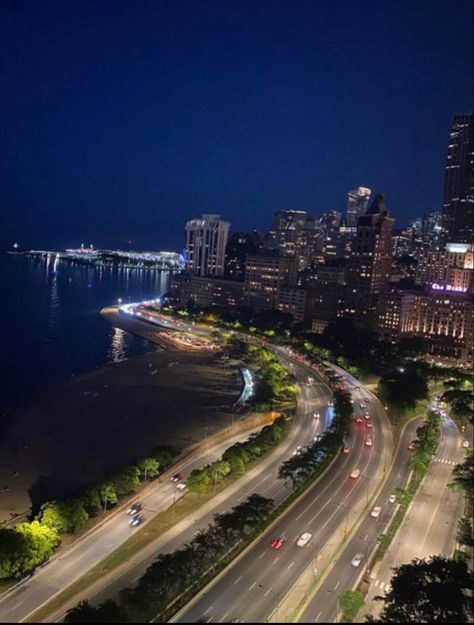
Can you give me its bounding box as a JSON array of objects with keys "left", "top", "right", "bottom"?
[{"left": 0, "top": 0, "right": 472, "bottom": 252}]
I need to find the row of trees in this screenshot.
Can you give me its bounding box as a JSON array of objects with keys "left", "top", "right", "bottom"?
[
  {"left": 64, "top": 494, "right": 275, "bottom": 623},
  {"left": 0, "top": 446, "right": 177, "bottom": 580},
  {"left": 409, "top": 410, "right": 442, "bottom": 476},
  {"left": 450, "top": 449, "right": 474, "bottom": 549},
  {"left": 279, "top": 388, "right": 353, "bottom": 487},
  {"left": 187, "top": 416, "right": 289, "bottom": 494}
]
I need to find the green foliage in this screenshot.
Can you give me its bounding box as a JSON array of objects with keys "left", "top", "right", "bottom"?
[
  {"left": 107, "top": 466, "right": 141, "bottom": 498},
  {"left": 409, "top": 411, "right": 441, "bottom": 475},
  {"left": 449, "top": 450, "right": 473, "bottom": 503},
  {"left": 339, "top": 590, "right": 365, "bottom": 621},
  {"left": 0, "top": 521, "right": 60, "bottom": 579},
  {"left": 137, "top": 458, "right": 160, "bottom": 480},
  {"left": 372, "top": 556, "right": 473, "bottom": 623},
  {"left": 39, "top": 500, "right": 89, "bottom": 534},
  {"left": 151, "top": 445, "right": 178, "bottom": 470},
  {"left": 378, "top": 365, "right": 429, "bottom": 414}
]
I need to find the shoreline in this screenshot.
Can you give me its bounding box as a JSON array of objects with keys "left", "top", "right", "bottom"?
[{"left": 0, "top": 323, "right": 242, "bottom": 523}]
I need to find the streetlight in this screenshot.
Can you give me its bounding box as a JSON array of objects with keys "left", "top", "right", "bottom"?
[{"left": 117, "top": 297, "right": 122, "bottom": 305}]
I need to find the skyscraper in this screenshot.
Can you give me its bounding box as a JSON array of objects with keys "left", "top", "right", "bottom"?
[
  {"left": 345, "top": 194, "right": 395, "bottom": 326},
  {"left": 346, "top": 187, "right": 371, "bottom": 228},
  {"left": 185, "top": 214, "right": 231, "bottom": 277},
  {"left": 262, "top": 210, "right": 317, "bottom": 269},
  {"left": 441, "top": 114, "right": 473, "bottom": 243}
]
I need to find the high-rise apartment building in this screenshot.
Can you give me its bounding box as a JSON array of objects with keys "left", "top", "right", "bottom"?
[
  {"left": 441, "top": 114, "right": 474, "bottom": 243},
  {"left": 224, "top": 231, "right": 261, "bottom": 281},
  {"left": 415, "top": 242, "right": 473, "bottom": 292},
  {"left": 185, "top": 214, "right": 231, "bottom": 277},
  {"left": 346, "top": 187, "right": 371, "bottom": 228},
  {"left": 262, "top": 210, "right": 317, "bottom": 270},
  {"left": 244, "top": 254, "right": 297, "bottom": 311},
  {"left": 345, "top": 194, "right": 395, "bottom": 326}
]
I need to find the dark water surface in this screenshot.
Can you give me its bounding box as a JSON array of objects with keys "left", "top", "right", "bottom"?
[{"left": 0, "top": 253, "right": 171, "bottom": 420}]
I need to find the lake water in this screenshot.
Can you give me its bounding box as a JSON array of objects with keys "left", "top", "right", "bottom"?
[{"left": 0, "top": 253, "right": 172, "bottom": 421}]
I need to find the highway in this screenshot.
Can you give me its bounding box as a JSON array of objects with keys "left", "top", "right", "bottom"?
[
  {"left": 0, "top": 323, "right": 331, "bottom": 623},
  {"left": 40, "top": 352, "right": 332, "bottom": 621},
  {"left": 298, "top": 416, "right": 423, "bottom": 623},
  {"left": 361, "top": 414, "right": 466, "bottom": 621},
  {"left": 172, "top": 372, "right": 393, "bottom": 624}
]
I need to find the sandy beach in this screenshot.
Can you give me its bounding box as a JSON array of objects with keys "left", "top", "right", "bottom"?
[{"left": 0, "top": 349, "right": 241, "bottom": 523}]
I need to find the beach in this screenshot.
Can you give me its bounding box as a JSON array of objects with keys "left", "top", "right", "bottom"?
[{"left": 0, "top": 349, "right": 241, "bottom": 523}]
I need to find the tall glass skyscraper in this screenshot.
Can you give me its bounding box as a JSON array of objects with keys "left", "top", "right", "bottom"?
[
  {"left": 346, "top": 187, "right": 371, "bottom": 228},
  {"left": 185, "top": 214, "right": 231, "bottom": 277},
  {"left": 442, "top": 114, "right": 473, "bottom": 243}
]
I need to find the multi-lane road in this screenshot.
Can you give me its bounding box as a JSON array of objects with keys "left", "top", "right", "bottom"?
[
  {"left": 0, "top": 339, "right": 332, "bottom": 622},
  {"left": 172, "top": 372, "right": 392, "bottom": 624}
]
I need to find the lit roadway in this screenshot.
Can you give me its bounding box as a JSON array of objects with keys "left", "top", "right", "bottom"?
[
  {"left": 172, "top": 372, "right": 393, "bottom": 623},
  {"left": 0, "top": 316, "right": 331, "bottom": 623},
  {"left": 361, "top": 415, "right": 466, "bottom": 621},
  {"left": 298, "top": 416, "right": 423, "bottom": 623}
]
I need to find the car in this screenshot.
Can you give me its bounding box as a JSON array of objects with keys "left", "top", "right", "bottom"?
[
  {"left": 365, "top": 439, "right": 373, "bottom": 447},
  {"left": 359, "top": 403, "right": 366, "bottom": 409},
  {"left": 313, "top": 411, "right": 320, "bottom": 419},
  {"left": 328, "top": 400, "right": 334, "bottom": 407},
  {"left": 366, "top": 422, "right": 373, "bottom": 429},
  {"left": 127, "top": 502, "right": 142, "bottom": 516},
  {"left": 407, "top": 442, "right": 416, "bottom": 451},
  {"left": 364, "top": 412, "right": 371, "bottom": 419},
  {"left": 350, "top": 468, "right": 361, "bottom": 479},
  {"left": 355, "top": 417, "right": 363, "bottom": 424},
  {"left": 351, "top": 552, "right": 364, "bottom": 567},
  {"left": 355, "top": 385, "right": 360, "bottom": 391},
  {"left": 307, "top": 377, "right": 314, "bottom": 383},
  {"left": 313, "top": 434, "right": 322, "bottom": 443},
  {"left": 462, "top": 440, "right": 470, "bottom": 448},
  {"left": 129, "top": 514, "right": 142, "bottom": 527},
  {"left": 292, "top": 446, "right": 303, "bottom": 456},
  {"left": 342, "top": 447, "right": 351, "bottom": 454},
  {"left": 271, "top": 533, "right": 287, "bottom": 549},
  {"left": 350, "top": 398, "right": 355, "bottom": 404},
  {"left": 296, "top": 532, "right": 312, "bottom": 547},
  {"left": 176, "top": 482, "right": 187, "bottom": 490},
  {"left": 370, "top": 506, "right": 382, "bottom": 518},
  {"left": 388, "top": 494, "right": 397, "bottom": 504},
  {"left": 170, "top": 473, "right": 182, "bottom": 482}
]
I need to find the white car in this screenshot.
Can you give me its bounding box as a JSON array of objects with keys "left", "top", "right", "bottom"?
[
  {"left": 388, "top": 494, "right": 397, "bottom": 504},
  {"left": 313, "top": 412, "right": 320, "bottom": 419},
  {"left": 370, "top": 506, "right": 382, "bottom": 518},
  {"left": 462, "top": 440, "right": 470, "bottom": 448},
  {"left": 296, "top": 532, "right": 312, "bottom": 547},
  {"left": 351, "top": 552, "right": 364, "bottom": 567},
  {"left": 365, "top": 439, "right": 373, "bottom": 448},
  {"left": 350, "top": 468, "right": 361, "bottom": 479},
  {"left": 176, "top": 482, "right": 187, "bottom": 490}
]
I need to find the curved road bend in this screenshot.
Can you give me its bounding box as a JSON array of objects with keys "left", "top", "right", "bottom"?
[
  {"left": 11, "top": 354, "right": 329, "bottom": 623},
  {"left": 299, "top": 416, "right": 422, "bottom": 623},
  {"left": 172, "top": 372, "right": 392, "bottom": 624},
  {"left": 361, "top": 415, "right": 465, "bottom": 621},
  {"left": 42, "top": 355, "right": 331, "bottom": 621}
]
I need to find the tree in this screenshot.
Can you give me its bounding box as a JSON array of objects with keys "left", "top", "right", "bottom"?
[
  {"left": 373, "top": 555, "right": 473, "bottom": 623},
  {"left": 0, "top": 527, "right": 30, "bottom": 579},
  {"left": 65, "top": 600, "right": 130, "bottom": 623},
  {"left": 108, "top": 466, "right": 141, "bottom": 497},
  {"left": 0, "top": 521, "right": 61, "bottom": 578},
  {"left": 339, "top": 590, "right": 365, "bottom": 621},
  {"left": 39, "top": 500, "right": 89, "bottom": 534},
  {"left": 152, "top": 445, "right": 177, "bottom": 470},
  {"left": 137, "top": 458, "right": 160, "bottom": 481},
  {"left": 449, "top": 451, "right": 473, "bottom": 502}
]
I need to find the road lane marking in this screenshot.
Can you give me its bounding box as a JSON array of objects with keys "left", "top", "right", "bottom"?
[
  {"left": 288, "top": 561, "right": 295, "bottom": 569},
  {"left": 219, "top": 612, "right": 229, "bottom": 622},
  {"left": 203, "top": 606, "right": 212, "bottom": 615},
  {"left": 315, "top": 611, "right": 322, "bottom": 621},
  {"left": 234, "top": 576, "right": 242, "bottom": 584},
  {"left": 273, "top": 556, "right": 280, "bottom": 564},
  {"left": 264, "top": 588, "right": 271, "bottom": 597},
  {"left": 334, "top": 581, "right": 340, "bottom": 590},
  {"left": 259, "top": 552, "right": 266, "bottom": 559},
  {"left": 374, "top": 579, "right": 379, "bottom": 587},
  {"left": 249, "top": 582, "right": 256, "bottom": 591}
]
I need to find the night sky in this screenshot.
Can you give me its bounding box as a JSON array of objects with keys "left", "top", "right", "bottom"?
[{"left": 0, "top": 0, "right": 472, "bottom": 252}]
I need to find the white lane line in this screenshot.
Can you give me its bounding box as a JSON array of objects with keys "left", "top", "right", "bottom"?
[
  {"left": 234, "top": 576, "right": 242, "bottom": 584},
  {"left": 249, "top": 582, "right": 256, "bottom": 591},
  {"left": 374, "top": 579, "right": 379, "bottom": 587},
  {"left": 288, "top": 561, "right": 295, "bottom": 570},
  {"left": 315, "top": 611, "right": 322, "bottom": 621},
  {"left": 219, "top": 612, "right": 229, "bottom": 622},
  {"left": 259, "top": 552, "right": 266, "bottom": 560},
  {"left": 203, "top": 606, "right": 212, "bottom": 615},
  {"left": 273, "top": 556, "right": 280, "bottom": 564},
  {"left": 264, "top": 588, "right": 271, "bottom": 597},
  {"left": 334, "top": 581, "right": 340, "bottom": 590}
]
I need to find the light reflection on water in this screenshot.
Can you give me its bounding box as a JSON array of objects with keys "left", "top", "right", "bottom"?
[{"left": 0, "top": 254, "right": 173, "bottom": 416}]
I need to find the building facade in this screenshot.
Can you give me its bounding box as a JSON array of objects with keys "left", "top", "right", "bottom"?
[
  {"left": 185, "top": 214, "right": 231, "bottom": 277},
  {"left": 244, "top": 254, "right": 297, "bottom": 311},
  {"left": 346, "top": 186, "right": 371, "bottom": 228},
  {"left": 441, "top": 114, "right": 474, "bottom": 243}
]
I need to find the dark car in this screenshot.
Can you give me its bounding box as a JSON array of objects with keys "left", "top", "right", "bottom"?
[{"left": 127, "top": 502, "right": 142, "bottom": 516}]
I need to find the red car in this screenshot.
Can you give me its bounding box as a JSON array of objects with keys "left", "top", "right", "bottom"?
[
  {"left": 355, "top": 417, "right": 363, "bottom": 424},
  {"left": 342, "top": 447, "right": 351, "bottom": 454},
  {"left": 366, "top": 422, "right": 373, "bottom": 429},
  {"left": 271, "top": 533, "right": 287, "bottom": 549}
]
